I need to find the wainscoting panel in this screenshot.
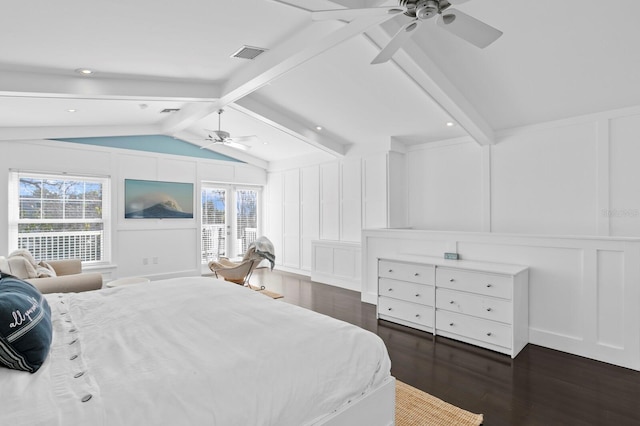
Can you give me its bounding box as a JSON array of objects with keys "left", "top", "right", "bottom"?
[
  {"left": 311, "top": 240, "right": 361, "bottom": 292},
  {"left": 362, "top": 229, "right": 640, "bottom": 370}
]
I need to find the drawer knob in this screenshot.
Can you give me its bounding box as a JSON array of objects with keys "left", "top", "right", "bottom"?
[
  {"left": 449, "top": 278, "right": 455, "bottom": 282},
  {"left": 486, "top": 332, "right": 492, "bottom": 336},
  {"left": 449, "top": 300, "right": 455, "bottom": 304},
  {"left": 486, "top": 283, "right": 492, "bottom": 288},
  {"left": 414, "top": 272, "right": 420, "bottom": 276},
  {"left": 486, "top": 307, "right": 492, "bottom": 312},
  {"left": 387, "top": 288, "right": 393, "bottom": 292},
  {"left": 449, "top": 322, "right": 454, "bottom": 326},
  {"left": 415, "top": 294, "right": 420, "bottom": 297},
  {"left": 388, "top": 308, "right": 392, "bottom": 311},
  {"left": 388, "top": 269, "right": 393, "bottom": 273},
  {"left": 415, "top": 314, "right": 420, "bottom": 318}
]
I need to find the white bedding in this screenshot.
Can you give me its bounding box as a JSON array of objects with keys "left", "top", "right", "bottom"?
[{"left": 1, "top": 277, "right": 391, "bottom": 425}]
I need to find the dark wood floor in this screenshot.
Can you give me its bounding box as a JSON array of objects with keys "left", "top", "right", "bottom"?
[{"left": 251, "top": 269, "right": 640, "bottom": 426}]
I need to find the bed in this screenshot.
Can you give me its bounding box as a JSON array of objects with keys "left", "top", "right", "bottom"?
[{"left": 0, "top": 276, "right": 395, "bottom": 425}]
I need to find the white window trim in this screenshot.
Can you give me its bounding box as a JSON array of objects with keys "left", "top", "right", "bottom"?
[{"left": 8, "top": 170, "right": 112, "bottom": 264}]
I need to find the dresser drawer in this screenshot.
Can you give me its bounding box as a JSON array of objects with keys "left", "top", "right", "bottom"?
[
  {"left": 436, "top": 310, "right": 512, "bottom": 349},
  {"left": 436, "top": 288, "right": 512, "bottom": 324},
  {"left": 378, "top": 297, "right": 433, "bottom": 328},
  {"left": 436, "top": 267, "right": 512, "bottom": 299},
  {"left": 379, "top": 277, "right": 434, "bottom": 306},
  {"left": 379, "top": 260, "right": 434, "bottom": 285}
]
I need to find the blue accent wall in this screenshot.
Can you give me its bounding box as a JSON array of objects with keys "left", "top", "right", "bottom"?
[{"left": 53, "top": 135, "right": 243, "bottom": 162}]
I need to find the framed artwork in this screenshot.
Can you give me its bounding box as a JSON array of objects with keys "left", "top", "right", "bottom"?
[{"left": 124, "top": 179, "right": 194, "bottom": 219}]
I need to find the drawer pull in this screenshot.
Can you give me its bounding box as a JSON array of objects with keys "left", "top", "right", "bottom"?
[
  {"left": 415, "top": 294, "right": 420, "bottom": 297},
  {"left": 388, "top": 269, "right": 393, "bottom": 273},
  {"left": 486, "top": 283, "right": 492, "bottom": 288},
  {"left": 486, "top": 332, "right": 492, "bottom": 336},
  {"left": 449, "top": 300, "right": 455, "bottom": 304},
  {"left": 415, "top": 314, "right": 420, "bottom": 318},
  {"left": 387, "top": 308, "right": 392, "bottom": 311},
  {"left": 449, "top": 322, "right": 454, "bottom": 326},
  {"left": 414, "top": 272, "right": 420, "bottom": 276},
  {"left": 486, "top": 307, "right": 492, "bottom": 312},
  {"left": 449, "top": 278, "right": 455, "bottom": 282},
  {"left": 387, "top": 288, "right": 393, "bottom": 292}
]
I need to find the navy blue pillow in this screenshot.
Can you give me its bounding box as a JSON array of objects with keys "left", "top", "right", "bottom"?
[{"left": 0, "top": 272, "right": 53, "bottom": 373}]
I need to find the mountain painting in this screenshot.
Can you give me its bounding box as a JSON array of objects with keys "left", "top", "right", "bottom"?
[{"left": 124, "top": 179, "right": 194, "bottom": 219}]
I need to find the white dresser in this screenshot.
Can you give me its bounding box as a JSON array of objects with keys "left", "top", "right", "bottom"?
[{"left": 377, "top": 256, "right": 528, "bottom": 358}]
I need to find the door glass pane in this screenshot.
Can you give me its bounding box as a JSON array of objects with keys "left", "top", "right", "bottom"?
[
  {"left": 236, "top": 189, "right": 258, "bottom": 257},
  {"left": 202, "top": 188, "right": 227, "bottom": 262}
]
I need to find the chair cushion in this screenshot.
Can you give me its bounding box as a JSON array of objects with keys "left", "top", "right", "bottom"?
[{"left": 0, "top": 273, "right": 53, "bottom": 373}]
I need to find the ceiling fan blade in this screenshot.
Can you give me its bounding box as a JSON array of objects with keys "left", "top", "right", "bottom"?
[
  {"left": 312, "top": 7, "right": 405, "bottom": 22},
  {"left": 199, "top": 141, "right": 218, "bottom": 150},
  {"left": 224, "top": 141, "right": 251, "bottom": 151},
  {"left": 228, "top": 135, "right": 258, "bottom": 143},
  {"left": 371, "top": 19, "right": 422, "bottom": 64},
  {"left": 436, "top": 8, "right": 502, "bottom": 48}
]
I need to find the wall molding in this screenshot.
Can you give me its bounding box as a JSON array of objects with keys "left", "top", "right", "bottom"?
[{"left": 362, "top": 228, "right": 640, "bottom": 370}]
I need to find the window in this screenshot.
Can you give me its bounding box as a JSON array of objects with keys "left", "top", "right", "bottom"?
[
  {"left": 201, "top": 184, "right": 260, "bottom": 263},
  {"left": 9, "top": 171, "right": 111, "bottom": 263}
]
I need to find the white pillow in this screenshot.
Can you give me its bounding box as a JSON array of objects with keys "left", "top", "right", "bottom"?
[{"left": 0, "top": 256, "right": 9, "bottom": 274}]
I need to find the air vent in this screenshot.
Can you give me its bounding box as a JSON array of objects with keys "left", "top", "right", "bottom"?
[
  {"left": 160, "top": 108, "right": 181, "bottom": 113},
  {"left": 231, "top": 45, "right": 268, "bottom": 60}
]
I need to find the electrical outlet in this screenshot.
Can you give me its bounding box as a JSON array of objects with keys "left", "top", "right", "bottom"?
[{"left": 444, "top": 252, "right": 459, "bottom": 260}]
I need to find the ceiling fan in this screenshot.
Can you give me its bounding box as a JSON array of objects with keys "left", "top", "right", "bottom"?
[
  {"left": 200, "top": 109, "right": 256, "bottom": 151},
  {"left": 311, "top": 0, "right": 503, "bottom": 64}
]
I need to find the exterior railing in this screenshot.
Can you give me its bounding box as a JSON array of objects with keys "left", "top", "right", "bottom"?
[
  {"left": 17, "top": 231, "right": 104, "bottom": 262},
  {"left": 202, "top": 224, "right": 227, "bottom": 263}
]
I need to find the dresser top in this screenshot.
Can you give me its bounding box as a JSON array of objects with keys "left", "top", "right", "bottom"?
[{"left": 379, "top": 255, "right": 528, "bottom": 276}]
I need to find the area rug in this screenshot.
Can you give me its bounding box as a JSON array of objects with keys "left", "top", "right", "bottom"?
[
  {"left": 248, "top": 284, "right": 283, "bottom": 299},
  {"left": 396, "top": 380, "right": 483, "bottom": 426}
]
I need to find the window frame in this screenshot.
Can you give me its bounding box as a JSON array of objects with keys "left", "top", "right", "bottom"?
[
  {"left": 8, "top": 170, "right": 112, "bottom": 264},
  {"left": 200, "top": 182, "right": 262, "bottom": 263}
]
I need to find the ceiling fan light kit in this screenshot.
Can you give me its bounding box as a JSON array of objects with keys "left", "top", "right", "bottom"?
[{"left": 312, "top": 0, "right": 502, "bottom": 64}]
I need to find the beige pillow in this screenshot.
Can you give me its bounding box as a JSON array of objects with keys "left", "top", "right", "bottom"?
[
  {"left": 6, "top": 257, "right": 38, "bottom": 279},
  {"left": 9, "top": 249, "right": 38, "bottom": 266}
]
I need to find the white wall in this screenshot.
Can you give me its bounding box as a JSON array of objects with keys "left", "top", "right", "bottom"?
[
  {"left": 266, "top": 152, "right": 390, "bottom": 276},
  {"left": 0, "top": 139, "right": 266, "bottom": 280},
  {"left": 406, "top": 108, "right": 640, "bottom": 237}
]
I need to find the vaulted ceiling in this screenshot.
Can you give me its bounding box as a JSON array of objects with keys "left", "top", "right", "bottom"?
[{"left": 1, "top": 0, "right": 639, "bottom": 169}]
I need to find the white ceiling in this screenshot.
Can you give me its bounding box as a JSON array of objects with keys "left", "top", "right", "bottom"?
[{"left": 1, "top": 0, "right": 638, "bottom": 168}]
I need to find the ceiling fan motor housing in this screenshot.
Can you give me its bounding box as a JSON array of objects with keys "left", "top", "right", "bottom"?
[{"left": 416, "top": 0, "right": 440, "bottom": 19}]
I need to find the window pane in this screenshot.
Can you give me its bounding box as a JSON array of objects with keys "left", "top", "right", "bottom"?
[
  {"left": 20, "top": 200, "right": 41, "bottom": 219},
  {"left": 43, "top": 180, "right": 64, "bottom": 199},
  {"left": 66, "top": 200, "right": 84, "bottom": 219},
  {"left": 66, "top": 182, "right": 85, "bottom": 200},
  {"left": 236, "top": 190, "right": 258, "bottom": 255},
  {"left": 85, "top": 183, "right": 102, "bottom": 200},
  {"left": 85, "top": 201, "right": 102, "bottom": 219},
  {"left": 19, "top": 178, "right": 42, "bottom": 198},
  {"left": 43, "top": 200, "right": 63, "bottom": 219}
]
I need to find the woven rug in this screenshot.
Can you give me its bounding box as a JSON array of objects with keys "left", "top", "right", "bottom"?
[{"left": 396, "top": 380, "right": 483, "bottom": 426}]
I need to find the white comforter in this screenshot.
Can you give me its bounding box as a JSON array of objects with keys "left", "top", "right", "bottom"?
[{"left": 1, "top": 277, "right": 391, "bottom": 425}]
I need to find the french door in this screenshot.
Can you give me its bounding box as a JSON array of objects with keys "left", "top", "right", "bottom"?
[{"left": 201, "top": 184, "right": 260, "bottom": 263}]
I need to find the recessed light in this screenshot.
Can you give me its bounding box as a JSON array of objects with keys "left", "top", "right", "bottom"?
[
  {"left": 316, "top": 126, "right": 323, "bottom": 131},
  {"left": 446, "top": 121, "right": 456, "bottom": 127},
  {"left": 263, "top": 141, "right": 268, "bottom": 145},
  {"left": 67, "top": 109, "right": 77, "bottom": 113},
  {"left": 75, "top": 68, "right": 94, "bottom": 75}
]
